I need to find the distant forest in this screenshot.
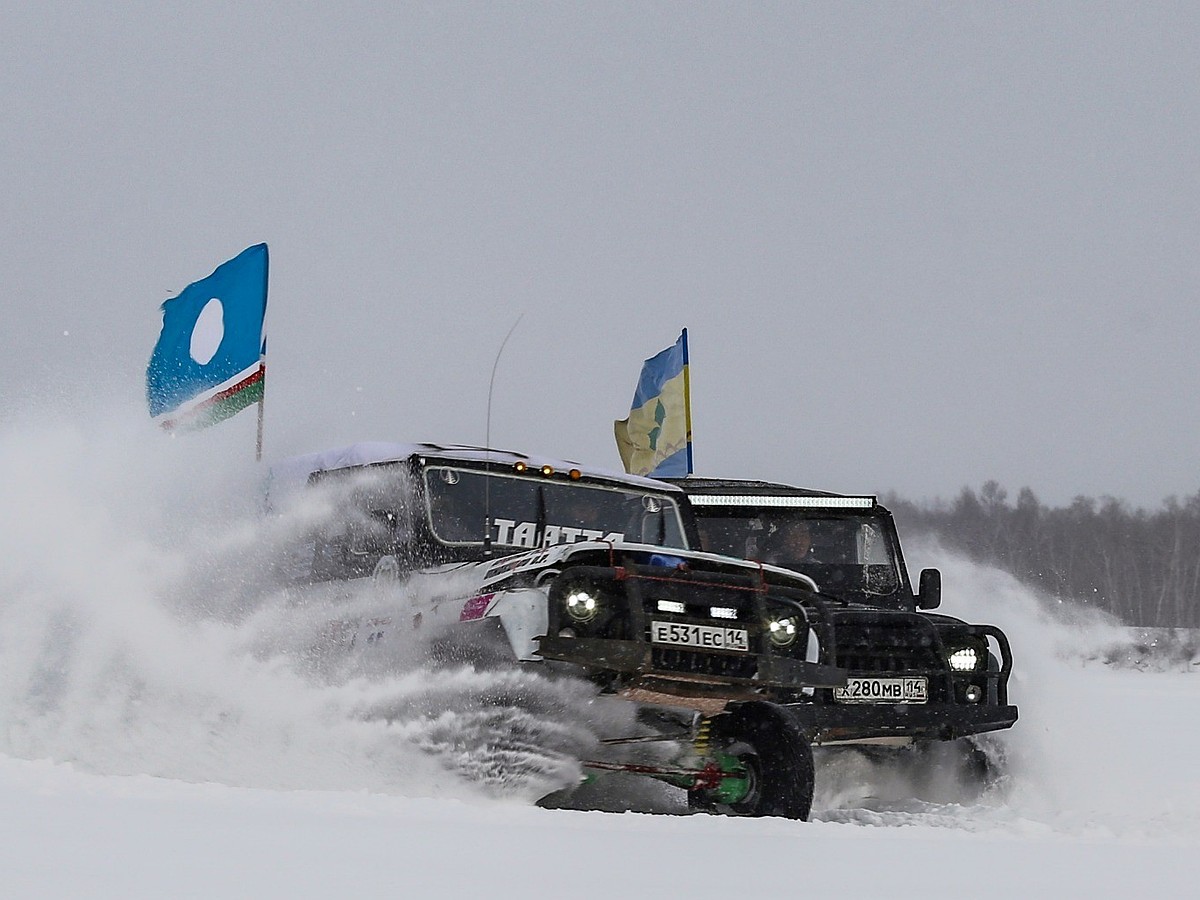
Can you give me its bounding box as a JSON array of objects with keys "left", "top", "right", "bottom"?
[{"left": 885, "top": 482, "right": 1200, "bottom": 627}]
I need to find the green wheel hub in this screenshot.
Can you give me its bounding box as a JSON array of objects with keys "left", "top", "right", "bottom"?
[{"left": 710, "top": 751, "right": 753, "bottom": 806}]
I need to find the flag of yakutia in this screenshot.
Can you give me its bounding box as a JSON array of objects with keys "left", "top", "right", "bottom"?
[{"left": 147, "top": 244, "right": 268, "bottom": 431}]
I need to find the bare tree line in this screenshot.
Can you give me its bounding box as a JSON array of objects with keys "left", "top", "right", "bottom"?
[{"left": 885, "top": 482, "right": 1200, "bottom": 627}]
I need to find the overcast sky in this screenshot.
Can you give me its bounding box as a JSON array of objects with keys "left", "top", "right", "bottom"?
[{"left": 3, "top": 2, "right": 1197, "bottom": 508}]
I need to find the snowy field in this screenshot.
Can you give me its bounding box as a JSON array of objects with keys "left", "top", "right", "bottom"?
[{"left": 2, "top": 412, "right": 1198, "bottom": 898}]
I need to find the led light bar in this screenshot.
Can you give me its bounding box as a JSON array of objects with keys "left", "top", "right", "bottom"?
[
  {"left": 687, "top": 495, "right": 876, "bottom": 509},
  {"left": 656, "top": 599, "right": 687, "bottom": 614},
  {"left": 709, "top": 606, "right": 738, "bottom": 620}
]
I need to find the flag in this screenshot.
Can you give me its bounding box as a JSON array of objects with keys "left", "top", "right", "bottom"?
[
  {"left": 147, "top": 244, "right": 268, "bottom": 431},
  {"left": 614, "top": 329, "right": 693, "bottom": 477}
]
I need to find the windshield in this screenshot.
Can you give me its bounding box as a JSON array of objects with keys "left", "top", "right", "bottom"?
[
  {"left": 694, "top": 511, "right": 901, "bottom": 596},
  {"left": 424, "top": 466, "right": 687, "bottom": 550}
]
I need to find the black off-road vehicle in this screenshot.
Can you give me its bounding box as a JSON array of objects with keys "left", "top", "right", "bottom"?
[{"left": 667, "top": 476, "right": 1018, "bottom": 751}]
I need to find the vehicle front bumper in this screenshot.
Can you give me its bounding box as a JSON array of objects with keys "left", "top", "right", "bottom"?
[
  {"left": 536, "top": 634, "right": 848, "bottom": 696},
  {"left": 783, "top": 699, "right": 1019, "bottom": 744}
]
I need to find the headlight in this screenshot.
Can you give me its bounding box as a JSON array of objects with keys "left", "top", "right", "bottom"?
[
  {"left": 948, "top": 646, "right": 981, "bottom": 671},
  {"left": 564, "top": 588, "right": 600, "bottom": 623},
  {"left": 765, "top": 615, "right": 799, "bottom": 648}
]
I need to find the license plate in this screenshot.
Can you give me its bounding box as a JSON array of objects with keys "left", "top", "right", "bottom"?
[
  {"left": 650, "top": 621, "right": 749, "bottom": 652},
  {"left": 834, "top": 676, "right": 928, "bottom": 704}
]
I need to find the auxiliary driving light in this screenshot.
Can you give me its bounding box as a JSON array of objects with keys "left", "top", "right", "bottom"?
[
  {"left": 710, "top": 606, "right": 738, "bottom": 620},
  {"left": 766, "top": 615, "right": 799, "bottom": 648},
  {"left": 565, "top": 588, "right": 600, "bottom": 623},
  {"left": 964, "top": 684, "right": 983, "bottom": 703},
  {"left": 948, "top": 647, "right": 980, "bottom": 671},
  {"left": 656, "top": 599, "right": 687, "bottom": 614}
]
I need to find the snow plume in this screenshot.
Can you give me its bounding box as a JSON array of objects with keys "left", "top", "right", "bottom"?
[
  {"left": 0, "top": 406, "right": 594, "bottom": 802},
  {"left": 883, "top": 537, "right": 1200, "bottom": 835}
]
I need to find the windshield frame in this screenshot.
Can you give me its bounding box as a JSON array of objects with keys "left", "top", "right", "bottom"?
[{"left": 421, "top": 464, "right": 690, "bottom": 551}]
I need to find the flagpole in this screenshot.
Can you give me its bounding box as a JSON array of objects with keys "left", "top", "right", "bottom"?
[
  {"left": 681, "top": 328, "right": 693, "bottom": 476},
  {"left": 255, "top": 360, "right": 265, "bottom": 462}
]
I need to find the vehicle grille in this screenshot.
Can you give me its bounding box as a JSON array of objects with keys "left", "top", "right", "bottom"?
[
  {"left": 651, "top": 647, "right": 758, "bottom": 680},
  {"left": 831, "top": 615, "right": 944, "bottom": 673}
]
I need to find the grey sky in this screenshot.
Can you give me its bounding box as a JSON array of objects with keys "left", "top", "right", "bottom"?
[{"left": 3, "top": 2, "right": 1197, "bottom": 508}]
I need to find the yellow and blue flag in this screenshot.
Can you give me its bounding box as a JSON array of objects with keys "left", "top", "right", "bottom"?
[
  {"left": 614, "top": 329, "right": 693, "bottom": 477},
  {"left": 147, "top": 244, "right": 268, "bottom": 430}
]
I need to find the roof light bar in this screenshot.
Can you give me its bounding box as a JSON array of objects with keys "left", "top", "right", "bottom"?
[{"left": 687, "top": 495, "right": 876, "bottom": 509}]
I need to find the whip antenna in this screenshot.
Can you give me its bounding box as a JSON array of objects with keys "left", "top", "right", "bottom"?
[{"left": 483, "top": 313, "right": 524, "bottom": 556}]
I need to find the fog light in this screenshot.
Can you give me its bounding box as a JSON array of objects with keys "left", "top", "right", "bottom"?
[
  {"left": 964, "top": 684, "right": 983, "bottom": 703},
  {"left": 565, "top": 589, "right": 599, "bottom": 623},
  {"left": 766, "top": 616, "right": 799, "bottom": 648},
  {"left": 949, "top": 647, "right": 980, "bottom": 671}
]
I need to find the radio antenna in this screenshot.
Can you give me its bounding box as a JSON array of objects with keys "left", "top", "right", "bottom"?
[{"left": 483, "top": 313, "right": 524, "bottom": 556}]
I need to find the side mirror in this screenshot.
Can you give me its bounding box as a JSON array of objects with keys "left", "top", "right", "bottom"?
[{"left": 917, "top": 568, "right": 941, "bottom": 610}]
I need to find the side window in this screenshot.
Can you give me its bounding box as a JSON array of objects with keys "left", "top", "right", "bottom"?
[
  {"left": 857, "top": 523, "right": 891, "bottom": 565},
  {"left": 858, "top": 522, "right": 899, "bottom": 594},
  {"left": 346, "top": 507, "right": 403, "bottom": 557},
  {"left": 308, "top": 466, "right": 414, "bottom": 579}
]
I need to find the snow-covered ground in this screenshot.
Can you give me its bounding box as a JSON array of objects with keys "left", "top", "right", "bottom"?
[{"left": 1, "top": 412, "right": 1197, "bottom": 897}]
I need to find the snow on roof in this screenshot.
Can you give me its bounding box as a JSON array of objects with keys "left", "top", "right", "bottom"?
[{"left": 265, "top": 441, "right": 683, "bottom": 505}]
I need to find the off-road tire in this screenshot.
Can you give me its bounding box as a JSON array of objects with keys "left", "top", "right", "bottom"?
[{"left": 695, "top": 701, "right": 814, "bottom": 820}]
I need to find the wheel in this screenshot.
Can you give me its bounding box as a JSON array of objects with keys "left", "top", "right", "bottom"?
[
  {"left": 902, "top": 737, "right": 999, "bottom": 803},
  {"left": 695, "top": 702, "right": 814, "bottom": 820}
]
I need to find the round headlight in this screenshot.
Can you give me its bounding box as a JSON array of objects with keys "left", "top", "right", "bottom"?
[
  {"left": 564, "top": 588, "right": 600, "bottom": 623},
  {"left": 948, "top": 646, "right": 980, "bottom": 672},
  {"left": 766, "top": 615, "right": 799, "bottom": 648}
]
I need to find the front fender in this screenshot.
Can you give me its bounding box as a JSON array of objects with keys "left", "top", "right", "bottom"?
[{"left": 484, "top": 588, "right": 549, "bottom": 661}]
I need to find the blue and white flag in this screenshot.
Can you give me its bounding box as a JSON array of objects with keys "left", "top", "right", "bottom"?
[
  {"left": 147, "top": 244, "right": 268, "bottom": 429},
  {"left": 614, "top": 329, "right": 693, "bottom": 478}
]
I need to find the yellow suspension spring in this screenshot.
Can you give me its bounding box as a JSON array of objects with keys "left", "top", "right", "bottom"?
[{"left": 693, "top": 716, "right": 713, "bottom": 757}]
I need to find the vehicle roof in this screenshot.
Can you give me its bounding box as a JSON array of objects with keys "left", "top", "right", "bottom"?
[
  {"left": 268, "top": 442, "right": 687, "bottom": 499},
  {"left": 664, "top": 476, "right": 880, "bottom": 510}
]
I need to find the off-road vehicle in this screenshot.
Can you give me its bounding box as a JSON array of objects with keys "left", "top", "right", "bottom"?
[{"left": 667, "top": 477, "right": 1017, "bottom": 752}]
